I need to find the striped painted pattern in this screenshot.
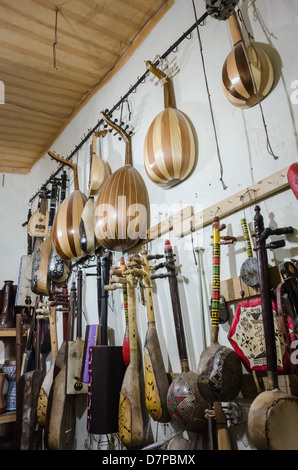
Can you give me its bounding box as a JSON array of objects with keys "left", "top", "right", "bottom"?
[
  {"left": 144, "top": 107, "right": 196, "bottom": 188},
  {"left": 241, "top": 218, "right": 253, "bottom": 258},
  {"left": 222, "top": 42, "right": 274, "bottom": 108},
  {"left": 52, "top": 190, "right": 87, "bottom": 260},
  {"left": 211, "top": 226, "right": 221, "bottom": 327},
  {"left": 94, "top": 165, "right": 150, "bottom": 252}
]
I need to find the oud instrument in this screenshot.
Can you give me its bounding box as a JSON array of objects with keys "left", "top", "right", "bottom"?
[
  {"left": 222, "top": 10, "right": 274, "bottom": 108},
  {"left": 89, "top": 129, "right": 110, "bottom": 196},
  {"left": 151, "top": 240, "right": 207, "bottom": 432},
  {"left": 197, "top": 218, "right": 242, "bottom": 402},
  {"left": 79, "top": 130, "right": 108, "bottom": 255},
  {"left": 247, "top": 206, "right": 298, "bottom": 451},
  {"left": 144, "top": 61, "right": 196, "bottom": 188},
  {"left": 94, "top": 111, "right": 150, "bottom": 252},
  {"left": 48, "top": 151, "right": 87, "bottom": 260}
]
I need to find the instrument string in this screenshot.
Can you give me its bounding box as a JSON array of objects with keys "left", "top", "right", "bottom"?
[
  {"left": 236, "top": 8, "right": 278, "bottom": 160},
  {"left": 192, "top": 0, "right": 228, "bottom": 190}
]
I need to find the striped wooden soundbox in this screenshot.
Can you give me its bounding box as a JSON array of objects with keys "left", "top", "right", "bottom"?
[
  {"left": 48, "top": 151, "right": 87, "bottom": 260},
  {"left": 222, "top": 12, "right": 274, "bottom": 108},
  {"left": 144, "top": 106, "right": 196, "bottom": 188}
]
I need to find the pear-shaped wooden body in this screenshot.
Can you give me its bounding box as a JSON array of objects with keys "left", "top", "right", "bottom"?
[
  {"left": 144, "top": 79, "right": 196, "bottom": 188},
  {"left": 89, "top": 131, "right": 110, "bottom": 197},
  {"left": 94, "top": 163, "right": 149, "bottom": 252},
  {"left": 222, "top": 12, "right": 274, "bottom": 108},
  {"left": 53, "top": 189, "right": 87, "bottom": 260}
]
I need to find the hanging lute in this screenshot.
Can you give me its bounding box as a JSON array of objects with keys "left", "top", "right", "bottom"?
[
  {"left": 144, "top": 61, "right": 196, "bottom": 188},
  {"left": 48, "top": 151, "right": 87, "bottom": 260}
]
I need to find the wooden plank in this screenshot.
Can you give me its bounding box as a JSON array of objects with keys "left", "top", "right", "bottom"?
[{"left": 174, "top": 166, "right": 291, "bottom": 238}]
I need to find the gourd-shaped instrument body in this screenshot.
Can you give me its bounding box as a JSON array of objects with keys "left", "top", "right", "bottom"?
[
  {"left": 94, "top": 112, "right": 150, "bottom": 252},
  {"left": 222, "top": 12, "right": 274, "bottom": 108},
  {"left": 144, "top": 62, "right": 196, "bottom": 188},
  {"left": 49, "top": 151, "right": 87, "bottom": 260},
  {"left": 197, "top": 218, "right": 242, "bottom": 402}
]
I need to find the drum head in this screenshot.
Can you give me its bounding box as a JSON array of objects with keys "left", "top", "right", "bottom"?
[{"left": 240, "top": 257, "right": 259, "bottom": 287}]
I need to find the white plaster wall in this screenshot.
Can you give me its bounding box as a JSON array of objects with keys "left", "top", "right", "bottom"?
[{"left": 0, "top": 0, "right": 298, "bottom": 450}]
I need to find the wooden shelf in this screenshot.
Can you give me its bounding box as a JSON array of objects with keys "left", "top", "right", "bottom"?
[
  {"left": 0, "top": 412, "right": 16, "bottom": 424},
  {"left": 0, "top": 328, "right": 17, "bottom": 338}
]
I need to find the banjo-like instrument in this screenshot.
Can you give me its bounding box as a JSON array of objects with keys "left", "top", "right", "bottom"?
[
  {"left": 197, "top": 217, "right": 242, "bottom": 403},
  {"left": 239, "top": 217, "right": 259, "bottom": 287},
  {"left": 151, "top": 240, "right": 207, "bottom": 432},
  {"left": 247, "top": 206, "right": 298, "bottom": 450},
  {"left": 48, "top": 151, "right": 87, "bottom": 260},
  {"left": 144, "top": 61, "right": 196, "bottom": 189},
  {"left": 94, "top": 112, "right": 150, "bottom": 252}
]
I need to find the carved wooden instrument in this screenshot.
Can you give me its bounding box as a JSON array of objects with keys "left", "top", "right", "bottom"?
[
  {"left": 48, "top": 151, "right": 87, "bottom": 260},
  {"left": 120, "top": 256, "right": 130, "bottom": 366},
  {"left": 137, "top": 246, "right": 170, "bottom": 423},
  {"left": 16, "top": 316, "right": 44, "bottom": 450},
  {"left": 144, "top": 61, "right": 196, "bottom": 188},
  {"left": 205, "top": 402, "right": 231, "bottom": 450},
  {"left": 87, "top": 251, "right": 125, "bottom": 435},
  {"left": 287, "top": 163, "right": 298, "bottom": 199},
  {"left": 31, "top": 181, "right": 58, "bottom": 296},
  {"left": 36, "top": 303, "right": 58, "bottom": 427},
  {"left": 89, "top": 129, "right": 110, "bottom": 196},
  {"left": 79, "top": 133, "right": 107, "bottom": 255},
  {"left": 279, "top": 261, "right": 298, "bottom": 338},
  {"left": 205, "top": 0, "right": 240, "bottom": 21},
  {"left": 94, "top": 111, "right": 150, "bottom": 252},
  {"left": 247, "top": 205, "right": 298, "bottom": 450},
  {"left": 239, "top": 217, "right": 259, "bottom": 287},
  {"left": 66, "top": 269, "right": 87, "bottom": 394},
  {"left": 197, "top": 218, "right": 242, "bottom": 402},
  {"left": 48, "top": 177, "right": 70, "bottom": 283},
  {"left": 222, "top": 10, "right": 274, "bottom": 108},
  {"left": 45, "top": 281, "right": 76, "bottom": 450},
  {"left": 151, "top": 240, "right": 207, "bottom": 432},
  {"left": 27, "top": 186, "right": 49, "bottom": 238}
]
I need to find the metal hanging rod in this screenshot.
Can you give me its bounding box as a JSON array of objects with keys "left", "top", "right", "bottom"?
[{"left": 29, "top": 10, "right": 208, "bottom": 204}]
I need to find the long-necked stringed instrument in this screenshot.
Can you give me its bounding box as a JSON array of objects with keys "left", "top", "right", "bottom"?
[
  {"left": 144, "top": 61, "right": 196, "bottom": 188},
  {"left": 247, "top": 206, "right": 298, "bottom": 450},
  {"left": 197, "top": 218, "right": 242, "bottom": 402},
  {"left": 48, "top": 151, "right": 87, "bottom": 260},
  {"left": 107, "top": 256, "right": 145, "bottom": 448},
  {"left": 94, "top": 111, "right": 150, "bottom": 252},
  {"left": 27, "top": 187, "right": 49, "bottom": 238},
  {"left": 222, "top": 10, "right": 274, "bottom": 108},
  {"left": 79, "top": 130, "right": 108, "bottom": 255},
  {"left": 87, "top": 251, "right": 125, "bottom": 435},
  {"left": 239, "top": 217, "right": 259, "bottom": 287},
  {"left": 139, "top": 246, "right": 170, "bottom": 423},
  {"left": 151, "top": 240, "right": 207, "bottom": 432}
]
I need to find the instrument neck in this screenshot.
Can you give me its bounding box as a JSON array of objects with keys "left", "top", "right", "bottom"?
[
  {"left": 125, "top": 139, "right": 132, "bottom": 166},
  {"left": 228, "top": 12, "right": 243, "bottom": 46},
  {"left": 163, "top": 79, "right": 172, "bottom": 108}
]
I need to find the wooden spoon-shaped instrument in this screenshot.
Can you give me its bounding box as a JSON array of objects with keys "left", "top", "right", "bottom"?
[
  {"left": 48, "top": 151, "right": 87, "bottom": 260},
  {"left": 144, "top": 61, "right": 196, "bottom": 188},
  {"left": 247, "top": 206, "right": 298, "bottom": 450},
  {"left": 137, "top": 247, "right": 170, "bottom": 423},
  {"left": 197, "top": 218, "right": 242, "bottom": 402},
  {"left": 113, "top": 257, "right": 145, "bottom": 449},
  {"left": 94, "top": 112, "right": 150, "bottom": 252},
  {"left": 222, "top": 11, "right": 274, "bottom": 108},
  {"left": 151, "top": 240, "right": 207, "bottom": 432}
]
